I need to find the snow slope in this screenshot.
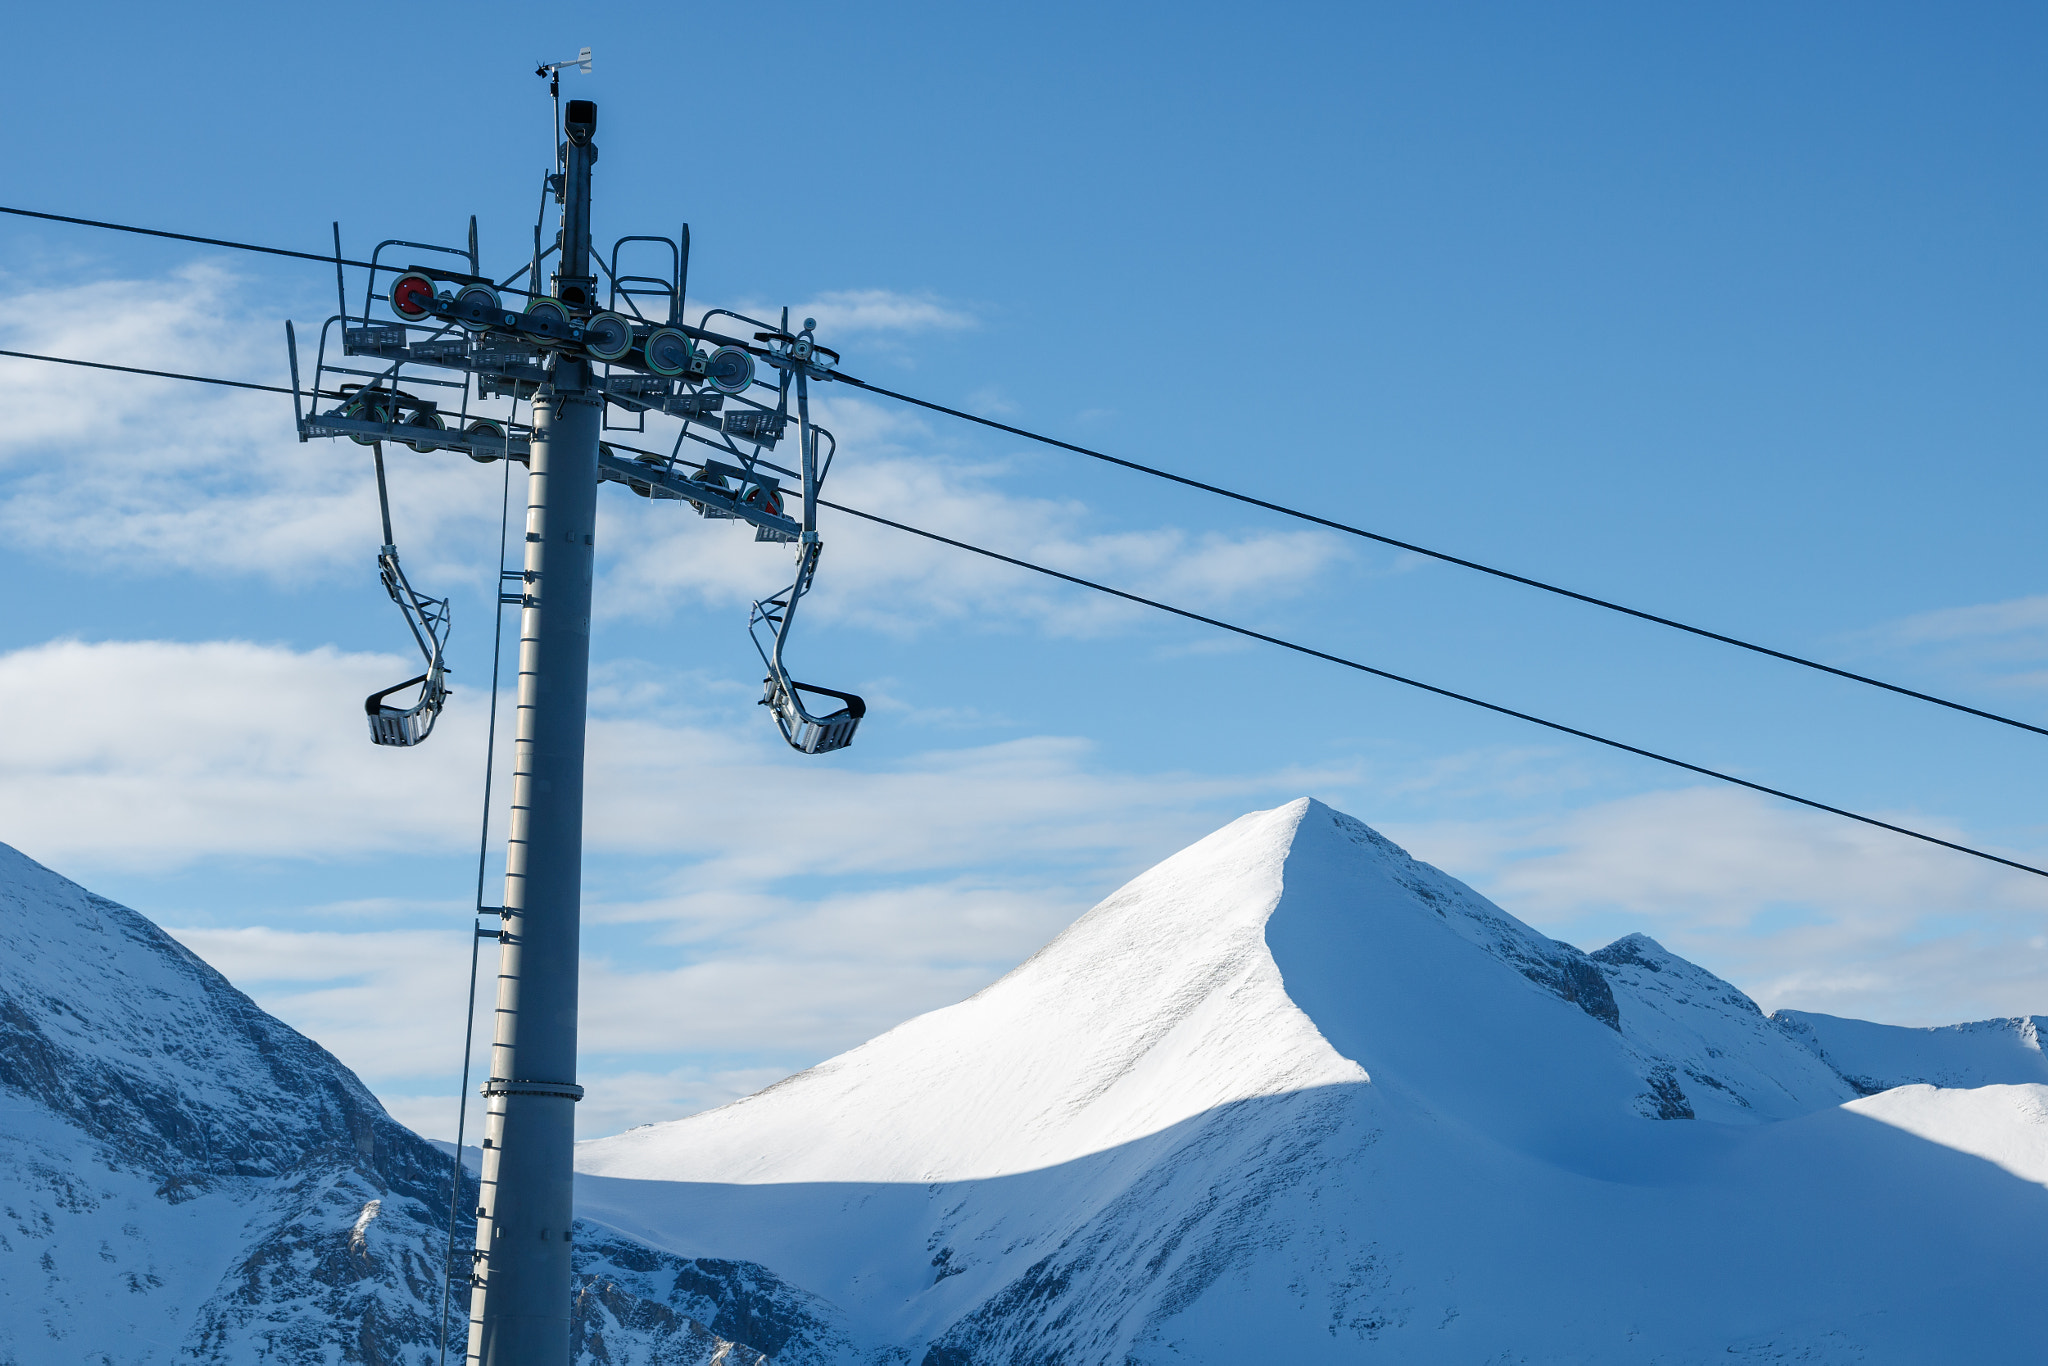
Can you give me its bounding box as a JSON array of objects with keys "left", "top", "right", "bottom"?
[
  {"left": 0, "top": 843, "right": 817, "bottom": 1366},
  {"left": 578, "top": 799, "right": 2048, "bottom": 1365},
  {"left": 5, "top": 799, "right": 2043, "bottom": 1363},
  {"left": 1777, "top": 1007, "right": 2048, "bottom": 1092}
]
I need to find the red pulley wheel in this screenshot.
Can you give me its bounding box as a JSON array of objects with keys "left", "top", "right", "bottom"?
[{"left": 390, "top": 272, "right": 436, "bottom": 321}]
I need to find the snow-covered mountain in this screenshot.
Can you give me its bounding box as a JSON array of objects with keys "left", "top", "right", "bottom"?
[
  {"left": 578, "top": 799, "right": 2048, "bottom": 1364},
  {"left": 4, "top": 800, "right": 2045, "bottom": 1363},
  {"left": 0, "top": 843, "right": 816, "bottom": 1366}
]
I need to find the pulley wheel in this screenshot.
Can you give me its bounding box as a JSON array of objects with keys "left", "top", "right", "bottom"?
[
  {"left": 642, "top": 327, "right": 695, "bottom": 377},
  {"left": 403, "top": 408, "right": 447, "bottom": 453},
  {"left": 454, "top": 284, "right": 502, "bottom": 330},
  {"left": 705, "top": 345, "right": 755, "bottom": 395},
  {"left": 464, "top": 419, "right": 507, "bottom": 463},
  {"left": 525, "top": 297, "right": 572, "bottom": 338},
  {"left": 342, "top": 391, "right": 396, "bottom": 444},
  {"left": 389, "top": 272, "right": 437, "bottom": 322},
  {"left": 583, "top": 311, "right": 634, "bottom": 361}
]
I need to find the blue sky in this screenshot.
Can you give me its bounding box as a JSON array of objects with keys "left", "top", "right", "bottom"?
[{"left": 3, "top": 2, "right": 2046, "bottom": 1137}]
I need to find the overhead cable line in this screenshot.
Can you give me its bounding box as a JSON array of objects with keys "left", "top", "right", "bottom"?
[
  {"left": 830, "top": 375, "right": 2048, "bottom": 742},
  {"left": 818, "top": 498, "right": 2048, "bottom": 884},
  {"left": 0, "top": 346, "right": 294, "bottom": 394},
  {"left": 5, "top": 199, "right": 2038, "bottom": 741},
  {"left": 0, "top": 340, "right": 2036, "bottom": 881},
  {"left": 0, "top": 203, "right": 385, "bottom": 271}
]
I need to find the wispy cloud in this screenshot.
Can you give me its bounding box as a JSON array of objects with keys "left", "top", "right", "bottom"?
[
  {"left": 1841, "top": 593, "right": 2048, "bottom": 698},
  {"left": 0, "top": 265, "right": 503, "bottom": 586},
  {"left": 0, "top": 638, "right": 484, "bottom": 870},
  {"left": 0, "top": 636, "right": 1349, "bottom": 875},
  {"left": 602, "top": 396, "right": 1350, "bottom": 638},
  {"left": 792, "top": 288, "right": 975, "bottom": 335},
  {"left": 0, "top": 270, "right": 1347, "bottom": 637},
  {"left": 1875, "top": 596, "right": 2048, "bottom": 647}
]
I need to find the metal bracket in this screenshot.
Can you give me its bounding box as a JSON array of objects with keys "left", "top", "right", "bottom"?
[{"left": 480, "top": 1078, "right": 585, "bottom": 1102}]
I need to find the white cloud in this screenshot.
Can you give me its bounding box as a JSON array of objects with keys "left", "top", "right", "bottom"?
[
  {"left": 0, "top": 638, "right": 482, "bottom": 870},
  {"left": 163, "top": 921, "right": 493, "bottom": 1141},
  {"left": 30, "top": 634, "right": 2045, "bottom": 1136},
  {"left": 1876, "top": 595, "right": 2048, "bottom": 648},
  {"left": 1, "top": 269, "right": 1346, "bottom": 635},
  {"left": 789, "top": 288, "right": 975, "bottom": 335},
  {"left": 166, "top": 924, "right": 471, "bottom": 1063},
  {"left": 0, "top": 636, "right": 1351, "bottom": 876},
  {"left": 1843, "top": 593, "right": 2048, "bottom": 698},
  {"left": 0, "top": 265, "right": 507, "bottom": 586},
  {"left": 602, "top": 395, "right": 1350, "bottom": 638}
]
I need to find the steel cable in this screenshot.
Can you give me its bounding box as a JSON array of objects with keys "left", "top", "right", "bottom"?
[
  {"left": 0, "top": 346, "right": 295, "bottom": 393},
  {"left": 828, "top": 375, "right": 2048, "bottom": 742},
  {"left": 4, "top": 200, "right": 2037, "bottom": 738},
  {"left": 3, "top": 339, "right": 2038, "bottom": 880},
  {"left": 0, "top": 203, "right": 385, "bottom": 270},
  {"left": 818, "top": 497, "right": 2048, "bottom": 883}
]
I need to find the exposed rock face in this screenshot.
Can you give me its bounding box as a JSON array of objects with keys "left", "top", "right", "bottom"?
[
  {"left": 0, "top": 843, "right": 804, "bottom": 1365},
  {"left": 572, "top": 1232, "right": 855, "bottom": 1366}
]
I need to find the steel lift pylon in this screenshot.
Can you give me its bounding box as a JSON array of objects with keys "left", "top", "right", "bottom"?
[{"left": 286, "top": 73, "right": 862, "bottom": 1366}]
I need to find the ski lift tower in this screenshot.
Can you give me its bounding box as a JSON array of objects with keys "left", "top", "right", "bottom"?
[
  {"left": 291, "top": 54, "right": 864, "bottom": 1363},
  {"left": 466, "top": 85, "right": 601, "bottom": 1366}
]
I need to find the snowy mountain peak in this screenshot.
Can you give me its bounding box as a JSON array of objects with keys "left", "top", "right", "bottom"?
[
  {"left": 8, "top": 800, "right": 2045, "bottom": 1365},
  {"left": 581, "top": 797, "right": 1833, "bottom": 1189},
  {"left": 1776, "top": 1008, "right": 2048, "bottom": 1094},
  {"left": 0, "top": 842, "right": 397, "bottom": 1183},
  {"left": 589, "top": 798, "right": 1366, "bottom": 1185},
  {"left": 0, "top": 843, "right": 811, "bottom": 1366},
  {"left": 1591, "top": 931, "right": 1677, "bottom": 968},
  {"left": 572, "top": 799, "right": 2048, "bottom": 1364}
]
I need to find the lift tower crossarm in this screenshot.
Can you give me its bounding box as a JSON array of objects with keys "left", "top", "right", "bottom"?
[{"left": 466, "top": 97, "right": 602, "bottom": 1366}]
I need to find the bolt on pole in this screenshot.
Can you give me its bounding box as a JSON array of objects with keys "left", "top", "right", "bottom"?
[{"left": 467, "top": 98, "right": 603, "bottom": 1366}]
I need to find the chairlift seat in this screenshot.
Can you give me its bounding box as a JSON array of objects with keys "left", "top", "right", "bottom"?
[
  {"left": 762, "top": 678, "right": 865, "bottom": 755},
  {"left": 366, "top": 671, "right": 447, "bottom": 747}
]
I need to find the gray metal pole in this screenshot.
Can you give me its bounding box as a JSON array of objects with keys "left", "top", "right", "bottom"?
[{"left": 467, "top": 99, "right": 602, "bottom": 1366}]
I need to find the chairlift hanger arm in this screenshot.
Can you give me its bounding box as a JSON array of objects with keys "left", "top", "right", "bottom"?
[
  {"left": 361, "top": 440, "right": 454, "bottom": 748},
  {"left": 750, "top": 539, "right": 862, "bottom": 754}
]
